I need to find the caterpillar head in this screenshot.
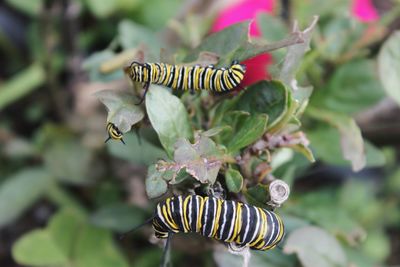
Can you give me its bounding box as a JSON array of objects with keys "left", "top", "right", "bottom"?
[
  {"left": 105, "top": 122, "right": 125, "bottom": 145},
  {"left": 124, "top": 61, "right": 142, "bottom": 81}
]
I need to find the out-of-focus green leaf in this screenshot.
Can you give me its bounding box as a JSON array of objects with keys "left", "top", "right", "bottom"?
[
  {"left": 48, "top": 209, "right": 86, "bottom": 259},
  {"left": 146, "top": 85, "right": 193, "bottom": 157},
  {"left": 307, "top": 126, "right": 385, "bottom": 168},
  {"left": 108, "top": 132, "right": 167, "bottom": 165},
  {"left": 95, "top": 89, "right": 144, "bottom": 133},
  {"left": 91, "top": 203, "right": 147, "bottom": 232},
  {"left": 293, "top": 0, "right": 348, "bottom": 26},
  {"left": 5, "top": 0, "right": 42, "bottom": 16},
  {"left": 145, "top": 165, "right": 168, "bottom": 199},
  {"left": 2, "top": 138, "right": 37, "bottom": 158},
  {"left": 307, "top": 107, "right": 365, "bottom": 171},
  {"left": 237, "top": 81, "right": 287, "bottom": 129},
  {"left": 83, "top": 50, "right": 123, "bottom": 82},
  {"left": 0, "top": 168, "right": 50, "bottom": 228},
  {"left": 281, "top": 214, "right": 311, "bottom": 234},
  {"left": 378, "top": 31, "right": 400, "bottom": 106},
  {"left": 134, "top": 0, "right": 182, "bottom": 30},
  {"left": 12, "top": 230, "right": 68, "bottom": 266},
  {"left": 258, "top": 13, "right": 288, "bottom": 42},
  {"left": 287, "top": 189, "right": 365, "bottom": 244},
  {"left": 84, "top": 0, "right": 117, "bottom": 18},
  {"left": 225, "top": 168, "right": 243, "bottom": 193},
  {"left": 214, "top": 248, "right": 295, "bottom": 267},
  {"left": 74, "top": 224, "right": 129, "bottom": 267},
  {"left": 346, "top": 246, "right": 377, "bottom": 267},
  {"left": 312, "top": 60, "right": 384, "bottom": 114},
  {"left": 361, "top": 230, "right": 390, "bottom": 262},
  {"left": 320, "top": 17, "right": 364, "bottom": 60},
  {"left": 0, "top": 64, "right": 45, "bottom": 110},
  {"left": 43, "top": 136, "right": 92, "bottom": 184},
  {"left": 284, "top": 226, "right": 347, "bottom": 267},
  {"left": 227, "top": 114, "right": 268, "bottom": 153},
  {"left": 118, "top": 20, "right": 160, "bottom": 55}
]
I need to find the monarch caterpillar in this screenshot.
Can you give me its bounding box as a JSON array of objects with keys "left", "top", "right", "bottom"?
[
  {"left": 124, "top": 61, "right": 246, "bottom": 104},
  {"left": 105, "top": 122, "right": 125, "bottom": 144},
  {"left": 153, "top": 195, "right": 285, "bottom": 251}
]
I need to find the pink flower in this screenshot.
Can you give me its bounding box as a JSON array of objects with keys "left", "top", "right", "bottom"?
[
  {"left": 351, "top": 0, "right": 379, "bottom": 22},
  {"left": 211, "top": 0, "right": 276, "bottom": 87}
]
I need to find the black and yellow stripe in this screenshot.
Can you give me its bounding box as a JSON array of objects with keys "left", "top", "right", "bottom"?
[
  {"left": 124, "top": 61, "right": 246, "bottom": 92},
  {"left": 152, "top": 195, "right": 285, "bottom": 251},
  {"left": 105, "top": 122, "right": 125, "bottom": 144}
]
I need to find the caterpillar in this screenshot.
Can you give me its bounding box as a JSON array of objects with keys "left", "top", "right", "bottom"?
[
  {"left": 123, "top": 61, "right": 246, "bottom": 104},
  {"left": 152, "top": 195, "right": 285, "bottom": 251},
  {"left": 105, "top": 122, "right": 125, "bottom": 144}
]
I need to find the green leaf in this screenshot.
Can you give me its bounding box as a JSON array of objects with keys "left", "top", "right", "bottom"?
[
  {"left": 84, "top": 0, "right": 118, "bottom": 18},
  {"left": 0, "top": 64, "right": 45, "bottom": 110},
  {"left": 378, "top": 31, "right": 400, "bottom": 106},
  {"left": 159, "top": 136, "right": 223, "bottom": 184},
  {"left": 291, "top": 144, "right": 315, "bottom": 162},
  {"left": 48, "top": 209, "right": 86, "bottom": 259},
  {"left": 91, "top": 203, "right": 147, "bottom": 232},
  {"left": 227, "top": 114, "right": 268, "bottom": 153},
  {"left": 287, "top": 189, "right": 364, "bottom": 243},
  {"left": 185, "top": 21, "right": 303, "bottom": 67},
  {"left": 236, "top": 80, "right": 288, "bottom": 129},
  {"left": 307, "top": 125, "right": 385, "bottom": 169},
  {"left": 202, "top": 125, "right": 232, "bottom": 137},
  {"left": 12, "top": 230, "right": 69, "bottom": 266},
  {"left": 284, "top": 226, "right": 347, "bottom": 267},
  {"left": 40, "top": 127, "right": 92, "bottom": 184},
  {"left": 74, "top": 225, "right": 129, "bottom": 267},
  {"left": 0, "top": 168, "right": 50, "bottom": 228},
  {"left": 118, "top": 20, "right": 160, "bottom": 55},
  {"left": 95, "top": 89, "right": 144, "bottom": 133},
  {"left": 225, "top": 168, "right": 243, "bottom": 193},
  {"left": 245, "top": 184, "right": 269, "bottom": 207},
  {"left": 5, "top": 0, "right": 42, "bottom": 16},
  {"left": 146, "top": 85, "right": 193, "bottom": 157},
  {"left": 312, "top": 60, "right": 384, "bottom": 114},
  {"left": 214, "top": 248, "right": 295, "bottom": 267},
  {"left": 293, "top": 0, "right": 348, "bottom": 27},
  {"left": 134, "top": 0, "right": 183, "bottom": 30},
  {"left": 279, "top": 16, "right": 318, "bottom": 99},
  {"left": 108, "top": 132, "right": 167, "bottom": 165},
  {"left": 307, "top": 107, "right": 365, "bottom": 172},
  {"left": 257, "top": 13, "right": 288, "bottom": 42},
  {"left": 361, "top": 229, "right": 390, "bottom": 262},
  {"left": 145, "top": 165, "right": 168, "bottom": 199}
]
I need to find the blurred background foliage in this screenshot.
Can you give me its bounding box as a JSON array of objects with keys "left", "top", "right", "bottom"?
[{"left": 1, "top": 0, "right": 400, "bottom": 267}]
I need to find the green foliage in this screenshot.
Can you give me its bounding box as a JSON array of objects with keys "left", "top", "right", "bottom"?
[
  {"left": 284, "top": 226, "right": 347, "bottom": 267},
  {"left": 378, "top": 31, "right": 400, "bottom": 106},
  {"left": 12, "top": 209, "right": 129, "bottom": 267},
  {"left": 2, "top": 1, "right": 400, "bottom": 267},
  {"left": 145, "top": 85, "right": 193, "bottom": 157},
  {"left": 0, "top": 64, "right": 45, "bottom": 110},
  {"left": 0, "top": 168, "right": 50, "bottom": 228}
]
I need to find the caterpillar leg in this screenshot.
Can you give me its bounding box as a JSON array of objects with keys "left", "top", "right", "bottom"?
[
  {"left": 160, "top": 233, "right": 173, "bottom": 267},
  {"left": 136, "top": 82, "right": 150, "bottom": 105}
]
